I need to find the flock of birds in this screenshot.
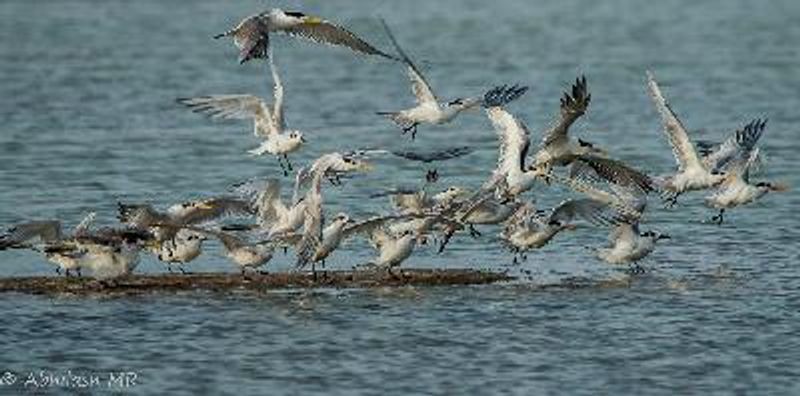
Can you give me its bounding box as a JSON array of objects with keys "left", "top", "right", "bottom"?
[{"left": 0, "top": 9, "right": 788, "bottom": 282}]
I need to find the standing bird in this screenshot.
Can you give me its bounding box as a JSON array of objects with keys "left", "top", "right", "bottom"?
[
  {"left": 531, "top": 76, "right": 604, "bottom": 180},
  {"left": 214, "top": 9, "right": 395, "bottom": 64},
  {"left": 209, "top": 230, "right": 277, "bottom": 275},
  {"left": 646, "top": 71, "right": 727, "bottom": 206},
  {"left": 361, "top": 228, "right": 419, "bottom": 277},
  {"left": 178, "top": 50, "right": 305, "bottom": 176},
  {"left": 155, "top": 229, "right": 207, "bottom": 273},
  {"left": 377, "top": 19, "right": 487, "bottom": 139}
]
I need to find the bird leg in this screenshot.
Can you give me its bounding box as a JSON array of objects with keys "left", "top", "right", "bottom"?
[
  {"left": 76, "top": 268, "right": 82, "bottom": 277},
  {"left": 438, "top": 230, "right": 455, "bottom": 254},
  {"left": 64, "top": 269, "right": 71, "bottom": 278},
  {"left": 710, "top": 209, "right": 725, "bottom": 225},
  {"left": 283, "top": 154, "right": 293, "bottom": 171},
  {"left": 277, "top": 156, "right": 289, "bottom": 177},
  {"left": 663, "top": 192, "right": 681, "bottom": 209},
  {"left": 55, "top": 267, "right": 62, "bottom": 276},
  {"left": 178, "top": 265, "right": 187, "bottom": 275},
  {"left": 469, "top": 224, "right": 482, "bottom": 238}
]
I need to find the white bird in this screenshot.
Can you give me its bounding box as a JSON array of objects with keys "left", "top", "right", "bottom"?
[
  {"left": 376, "top": 19, "right": 489, "bottom": 140},
  {"left": 231, "top": 176, "right": 307, "bottom": 239},
  {"left": 531, "top": 76, "right": 604, "bottom": 179},
  {"left": 214, "top": 9, "right": 395, "bottom": 64},
  {"left": 362, "top": 227, "right": 418, "bottom": 277},
  {"left": 155, "top": 229, "right": 207, "bottom": 273},
  {"left": 596, "top": 223, "right": 670, "bottom": 267},
  {"left": 207, "top": 230, "right": 277, "bottom": 274},
  {"left": 294, "top": 153, "right": 373, "bottom": 271},
  {"left": 482, "top": 85, "right": 537, "bottom": 198},
  {"left": 501, "top": 199, "right": 613, "bottom": 263},
  {"left": 1, "top": 213, "right": 95, "bottom": 276},
  {"left": 178, "top": 50, "right": 306, "bottom": 175},
  {"left": 81, "top": 241, "right": 143, "bottom": 281},
  {"left": 646, "top": 71, "right": 727, "bottom": 206},
  {"left": 117, "top": 196, "right": 253, "bottom": 242},
  {"left": 705, "top": 132, "right": 788, "bottom": 224}
]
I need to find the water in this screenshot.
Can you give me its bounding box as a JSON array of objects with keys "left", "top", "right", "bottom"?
[{"left": 1, "top": 0, "right": 799, "bottom": 394}]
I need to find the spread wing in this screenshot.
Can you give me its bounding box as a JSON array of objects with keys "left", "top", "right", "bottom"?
[
  {"left": 214, "top": 13, "right": 270, "bottom": 64},
  {"left": 178, "top": 95, "right": 274, "bottom": 137},
  {"left": 646, "top": 71, "right": 703, "bottom": 172},
  {"left": 703, "top": 118, "right": 766, "bottom": 173},
  {"left": 487, "top": 106, "right": 531, "bottom": 174},
  {"left": 231, "top": 178, "right": 288, "bottom": 225},
  {"left": 267, "top": 50, "right": 285, "bottom": 133},
  {"left": 342, "top": 215, "right": 407, "bottom": 240},
  {"left": 549, "top": 198, "right": 617, "bottom": 226},
  {"left": 295, "top": 184, "right": 323, "bottom": 269},
  {"left": 541, "top": 76, "right": 591, "bottom": 148},
  {"left": 570, "top": 155, "right": 656, "bottom": 194},
  {"left": 167, "top": 197, "right": 254, "bottom": 226},
  {"left": 391, "top": 146, "right": 474, "bottom": 163},
  {"left": 282, "top": 18, "right": 395, "bottom": 59},
  {"left": 0, "top": 220, "right": 62, "bottom": 249},
  {"left": 379, "top": 19, "right": 437, "bottom": 106}
]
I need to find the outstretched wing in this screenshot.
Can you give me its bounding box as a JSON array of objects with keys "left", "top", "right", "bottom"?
[
  {"left": 541, "top": 76, "right": 591, "bottom": 148},
  {"left": 487, "top": 106, "right": 531, "bottom": 174},
  {"left": 167, "top": 197, "right": 254, "bottom": 226},
  {"left": 549, "top": 198, "right": 617, "bottom": 226},
  {"left": 570, "top": 155, "right": 656, "bottom": 194},
  {"left": 214, "top": 13, "right": 270, "bottom": 64},
  {"left": 391, "top": 146, "right": 474, "bottom": 163},
  {"left": 0, "top": 220, "right": 62, "bottom": 249},
  {"left": 267, "top": 48, "right": 286, "bottom": 133},
  {"left": 379, "top": 18, "right": 437, "bottom": 106},
  {"left": 283, "top": 17, "right": 395, "bottom": 59},
  {"left": 646, "top": 71, "right": 703, "bottom": 172},
  {"left": 178, "top": 95, "right": 274, "bottom": 137},
  {"left": 703, "top": 118, "right": 766, "bottom": 173}
]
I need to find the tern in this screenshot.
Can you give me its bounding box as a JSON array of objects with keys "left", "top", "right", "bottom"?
[
  {"left": 155, "top": 229, "right": 207, "bottom": 273},
  {"left": 501, "top": 199, "right": 613, "bottom": 263},
  {"left": 207, "top": 230, "right": 277, "bottom": 274},
  {"left": 215, "top": 9, "right": 395, "bottom": 64},
  {"left": 230, "top": 176, "right": 307, "bottom": 239},
  {"left": 294, "top": 153, "right": 373, "bottom": 272},
  {"left": 646, "top": 71, "right": 728, "bottom": 206},
  {"left": 531, "top": 76, "right": 604, "bottom": 179},
  {"left": 704, "top": 126, "right": 787, "bottom": 224},
  {"left": 482, "top": 84, "right": 536, "bottom": 198},
  {"left": 178, "top": 50, "right": 306, "bottom": 176},
  {"left": 1, "top": 213, "right": 96, "bottom": 276},
  {"left": 377, "top": 19, "right": 489, "bottom": 139}
]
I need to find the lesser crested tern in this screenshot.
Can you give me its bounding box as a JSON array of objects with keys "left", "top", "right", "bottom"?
[
  {"left": 377, "top": 19, "right": 491, "bottom": 139},
  {"left": 215, "top": 9, "right": 395, "bottom": 64},
  {"left": 646, "top": 71, "right": 728, "bottom": 206},
  {"left": 531, "top": 76, "right": 605, "bottom": 180},
  {"left": 179, "top": 50, "right": 306, "bottom": 176}
]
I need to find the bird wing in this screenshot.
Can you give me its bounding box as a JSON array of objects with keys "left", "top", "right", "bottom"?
[
  {"left": 0, "top": 220, "right": 62, "bottom": 249},
  {"left": 608, "top": 222, "right": 638, "bottom": 250},
  {"left": 342, "top": 215, "right": 406, "bottom": 240},
  {"left": 570, "top": 155, "right": 655, "bottom": 194},
  {"left": 646, "top": 71, "right": 703, "bottom": 172},
  {"left": 378, "top": 19, "right": 437, "bottom": 106},
  {"left": 72, "top": 212, "right": 96, "bottom": 237},
  {"left": 178, "top": 95, "right": 274, "bottom": 137},
  {"left": 231, "top": 178, "right": 287, "bottom": 225},
  {"left": 267, "top": 49, "right": 286, "bottom": 133},
  {"left": 215, "top": 13, "right": 270, "bottom": 64},
  {"left": 549, "top": 198, "right": 616, "bottom": 226},
  {"left": 391, "top": 146, "right": 474, "bottom": 163},
  {"left": 540, "top": 76, "right": 591, "bottom": 148},
  {"left": 295, "top": 184, "right": 323, "bottom": 268},
  {"left": 167, "top": 197, "right": 253, "bottom": 226},
  {"left": 703, "top": 118, "right": 766, "bottom": 173},
  {"left": 487, "top": 106, "right": 531, "bottom": 174},
  {"left": 553, "top": 175, "right": 642, "bottom": 222},
  {"left": 282, "top": 17, "right": 394, "bottom": 59}
]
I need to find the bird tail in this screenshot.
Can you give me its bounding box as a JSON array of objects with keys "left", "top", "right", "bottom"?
[
  {"left": 247, "top": 144, "right": 269, "bottom": 156},
  {"left": 377, "top": 112, "right": 415, "bottom": 131}
]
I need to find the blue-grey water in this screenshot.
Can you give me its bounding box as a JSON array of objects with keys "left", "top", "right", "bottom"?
[{"left": 1, "top": 0, "right": 799, "bottom": 394}]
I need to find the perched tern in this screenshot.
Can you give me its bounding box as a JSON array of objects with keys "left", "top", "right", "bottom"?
[{"left": 156, "top": 229, "right": 207, "bottom": 273}]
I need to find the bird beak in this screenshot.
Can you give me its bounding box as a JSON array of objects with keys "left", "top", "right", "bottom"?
[
  {"left": 358, "top": 162, "right": 374, "bottom": 172},
  {"left": 564, "top": 224, "right": 579, "bottom": 231},
  {"left": 770, "top": 183, "right": 789, "bottom": 192},
  {"left": 300, "top": 136, "right": 307, "bottom": 143},
  {"left": 657, "top": 234, "right": 671, "bottom": 241}
]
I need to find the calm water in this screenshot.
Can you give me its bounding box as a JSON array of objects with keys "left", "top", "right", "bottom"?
[{"left": 1, "top": 0, "right": 799, "bottom": 394}]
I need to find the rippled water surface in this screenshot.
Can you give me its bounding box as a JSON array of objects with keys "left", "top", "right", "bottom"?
[{"left": 1, "top": 0, "right": 799, "bottom": 394}]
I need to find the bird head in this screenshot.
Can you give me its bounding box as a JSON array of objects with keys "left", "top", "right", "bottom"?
[
  {"left": 341, "top": 155, "right": 373, "bottom": 172},
  {"left": 756, "top": 181, "right": 789, "bottom": 192},
  {"left": 288, "top": 131, "right": 306, "bottom": 144},
  {"left": 333, "top": 212, "right": 351, "bottom": 225},
  {"left": 577, "top": 138, "right": 607, "bottom": 157}
]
